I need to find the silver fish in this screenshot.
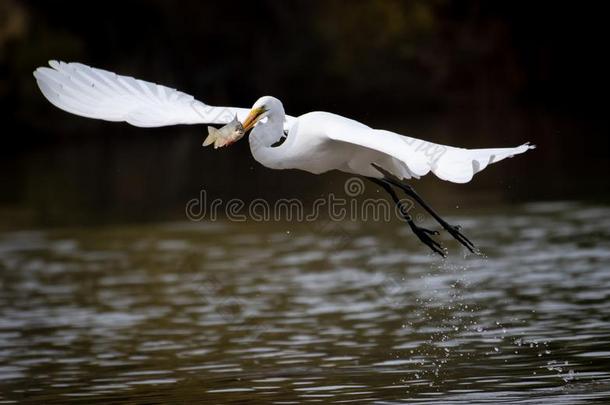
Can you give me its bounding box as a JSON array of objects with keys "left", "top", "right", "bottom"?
[{"left": 202, "top": 115, "right": 245, "bottom": 149}]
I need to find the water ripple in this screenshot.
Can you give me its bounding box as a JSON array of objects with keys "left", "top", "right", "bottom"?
[{"left": 0, "top": 203, "right": 609, "bottom": 403}]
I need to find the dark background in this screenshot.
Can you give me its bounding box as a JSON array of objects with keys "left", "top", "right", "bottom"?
[{"left": 1, "top": 0, "right": 609, "bottom": 228}]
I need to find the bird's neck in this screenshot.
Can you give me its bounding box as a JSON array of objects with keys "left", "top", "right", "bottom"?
[{"left": 248, "top": 115, "right": 288, "bottom": 170}]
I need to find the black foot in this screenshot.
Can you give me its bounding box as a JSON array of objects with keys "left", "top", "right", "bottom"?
[
  {"left": 371, "top": 163, "right": 478, "bottom": 255},
  {"left": 408, "top": 222, "right": 446, "bottom": 258},
  {"left": 442, "top": 223, "right": 477, "bottom": 254}
]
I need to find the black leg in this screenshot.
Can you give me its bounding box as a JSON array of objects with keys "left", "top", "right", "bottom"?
[
  {"left": 371, "top": 164, "right": 477, "bottom": 254},
  {"left": 368, "top": 177, "right": 446, "bottom": 257}
]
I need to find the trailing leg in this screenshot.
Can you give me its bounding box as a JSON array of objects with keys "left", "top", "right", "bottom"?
[
  {"left": 368, "top": 177, "right": 446, "bottom": 257},
  {"left": 371, "top": 164, "right": 476, "bottom": 254}
]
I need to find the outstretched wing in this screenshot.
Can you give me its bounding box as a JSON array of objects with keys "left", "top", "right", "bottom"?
[
  {"left": 324, "top": 113, "right": 534, "bottom": 184},
  {"left": 33, "top": 60, "right": 295, "bottom": 129}
]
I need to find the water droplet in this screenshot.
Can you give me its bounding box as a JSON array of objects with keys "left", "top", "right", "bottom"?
[{"left": 563, "top": 369, "right": 575, "bottom": 382}]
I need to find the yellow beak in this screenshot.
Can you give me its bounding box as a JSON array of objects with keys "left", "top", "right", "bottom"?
[{"left": 242, "top": 107, "right": 265, "bottom": 132}]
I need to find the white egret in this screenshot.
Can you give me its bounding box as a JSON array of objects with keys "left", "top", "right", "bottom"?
[{"left": 33, "top": 61, "right": 535, "bottom": 256}]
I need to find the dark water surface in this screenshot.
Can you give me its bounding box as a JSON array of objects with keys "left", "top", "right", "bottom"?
[{"left": 1, "top": 202, "right": 610, "bottom": 403}]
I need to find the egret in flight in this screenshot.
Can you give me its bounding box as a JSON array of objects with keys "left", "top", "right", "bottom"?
[{"left": 33, "top": 61, "right": 534, "bottom": 256}]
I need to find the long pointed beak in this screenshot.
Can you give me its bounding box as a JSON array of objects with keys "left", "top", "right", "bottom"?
[{"left": 242, "top": 107, "right": 265, "bottom": 132}]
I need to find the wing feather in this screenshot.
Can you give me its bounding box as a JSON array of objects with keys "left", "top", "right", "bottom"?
[
  {"left": 325, "top": 113, "right": 534, "bottom": 183},
  {"left": 33, "top": 60, "right": 295, "bottom": 129}
]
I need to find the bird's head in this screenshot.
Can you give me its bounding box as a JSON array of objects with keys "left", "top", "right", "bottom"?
[{"left": 242, "top": 96, "right": 284, "bottom": 131}]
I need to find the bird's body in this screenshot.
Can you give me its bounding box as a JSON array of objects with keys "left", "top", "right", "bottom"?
[
  {"left": 34, "top": 60, "right": 535, "bottom": 256},
  {"left": 250, "top": 110, "right": 400, "bottom": 177},
  {"left": 250, "top": 106, "right": 532, "bottom": 183},
  {"left": 249, "top": 111, "right": 361, "bottom": 174}
]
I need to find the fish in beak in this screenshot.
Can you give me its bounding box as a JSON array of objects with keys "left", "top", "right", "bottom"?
[{"left": 202, "top": 115, "right": 244, "bottom": 149}]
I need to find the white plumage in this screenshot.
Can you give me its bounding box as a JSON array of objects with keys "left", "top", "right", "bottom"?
[
  {"left": 302, "top": 111, "right": 533, "bottom": 183},
  {"left": 34, "top": 61, "right": 533, "bottom": 184},
  {"left": 33, "top": 60, "right": 294, "bottom": 129}
]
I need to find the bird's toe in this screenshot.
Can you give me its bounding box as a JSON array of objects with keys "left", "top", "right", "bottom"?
[
  {"left": 445, "top": 224, "right": 476, "bottom": 253},
  {"left": 412, "top": 225, "right": 446, "bottom": 257}
]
